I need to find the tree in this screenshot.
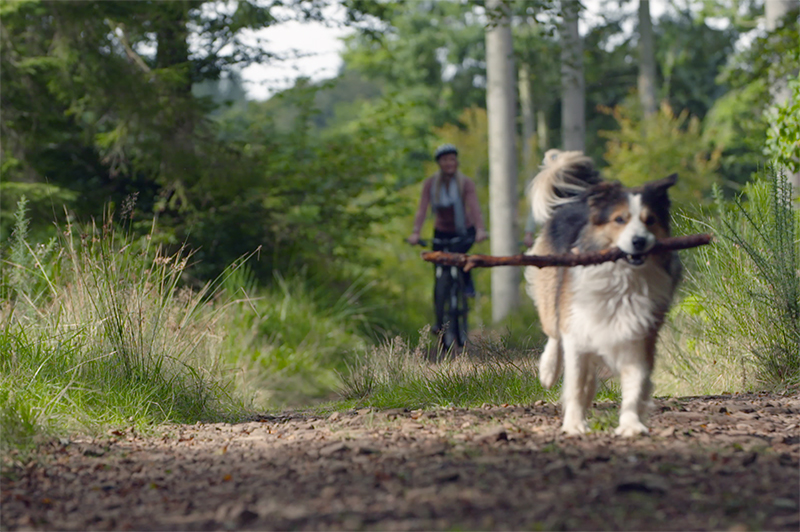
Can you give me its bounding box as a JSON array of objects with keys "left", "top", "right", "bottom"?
[
  {"left": 486, "top": 0, "right": 519, "bottom": 322},
  {"left": 341, "top": 1, "right": 487, "bottom": 128},
  {"left": 519, "top": 62, "right": 537, "bottom": 180},
  {"left": 515, "top": 17, "right": 559, "bottom": 179},
  {"left": 638, "top": 0, "right": 657, "bottom": 116},
  {"left": 765, "top": 0, "right": 800, "bottom": 192},
  {"left": 560, "top": 0, "right": 585, "bottom": 151}
]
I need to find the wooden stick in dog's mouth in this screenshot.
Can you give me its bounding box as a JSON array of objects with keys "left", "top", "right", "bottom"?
[{"left": 421, "top": 233, "right": 713, "bottom": 272}]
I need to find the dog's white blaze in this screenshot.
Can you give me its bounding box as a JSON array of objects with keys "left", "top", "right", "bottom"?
[
  {"left": 616, "top": 194, "right": 656, "bottom": 254},
  {"left": 568, "top": 261, "right": 674, "bottom": 356}
]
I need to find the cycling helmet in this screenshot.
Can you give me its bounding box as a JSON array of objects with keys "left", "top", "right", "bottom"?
[{"left": 434, "top": 143, "right": 458, "bottom": 161}]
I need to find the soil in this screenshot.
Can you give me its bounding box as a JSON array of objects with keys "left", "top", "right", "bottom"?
[{"left": 2, "top": 392, "right": 798, "bottom": 531}]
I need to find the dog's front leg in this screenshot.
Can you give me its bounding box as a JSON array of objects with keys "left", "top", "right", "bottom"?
[
  {"left": 560, "top": 337, "right": 589, "bottom": 435},
  {"left": 615, "top": 344, "right": 652, "bottom": 437}
]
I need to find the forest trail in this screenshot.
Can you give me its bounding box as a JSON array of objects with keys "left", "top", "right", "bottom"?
[{"left": 3, "top": 392, "right": 798, "bottom": 531}]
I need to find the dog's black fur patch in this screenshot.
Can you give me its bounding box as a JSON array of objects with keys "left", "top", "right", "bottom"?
[
  {"left": 547, "top": 202, "right": 589, "bottom": 254},
  {"left": 635, "top": 173, "right": 677, "bottom": 231}
]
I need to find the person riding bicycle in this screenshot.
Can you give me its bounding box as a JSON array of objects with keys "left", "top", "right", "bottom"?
[{"left": 407, "top": 144, "right": 488, "bottom": 332}]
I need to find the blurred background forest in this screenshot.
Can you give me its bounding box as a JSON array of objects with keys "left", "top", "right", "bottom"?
[{"left": 1, "top": 0, "right": 798, "bottom": 441}]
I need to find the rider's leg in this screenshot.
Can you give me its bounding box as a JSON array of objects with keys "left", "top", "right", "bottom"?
[
  {"left": 432, "top": 264, "right": 444, "bottom": 334},
  {"left": 432, "top": 231, "right": 448, "bottom": 335},
  {"left": 457, "top": 227, "right": 477, "bottom": 297},
  {"left": 463, "top": 270, "right": 476, "bottom": 297}
]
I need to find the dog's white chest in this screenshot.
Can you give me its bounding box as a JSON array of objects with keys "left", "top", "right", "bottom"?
[{"left": 568, "top": 261, "right": 673, "bottom": 347}]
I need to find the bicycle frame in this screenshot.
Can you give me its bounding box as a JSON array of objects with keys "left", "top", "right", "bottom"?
[{"left": 426, "top": 235, "right": 473, "bottom": 349}]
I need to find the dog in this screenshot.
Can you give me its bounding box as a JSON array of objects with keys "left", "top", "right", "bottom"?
[{"left": 525, "top": 149, "right": 682, "bottom": 436}]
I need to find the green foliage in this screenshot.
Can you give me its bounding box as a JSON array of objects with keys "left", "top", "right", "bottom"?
[
  {"left": 657, "top": 10, "right": 741, "bottom": 120},
  {"left": 341, "top": 1, "right": 487, "bottom": 127},
  {"left": 766, "top": 77, "right": 800, "bottom": 173},
  {"left": 703, "top": 81, "right": 770, "bottom": 188},
  {"left": 192, "top": 82, "right": 429, "bottom": 280},
  {"left": 0, "top": 182, "right": 77, "bottom": 242},
  {"left": 600, "top": 102, "right": 722, "bottom": 204},
  {"left": 672, "top": 169, "right": 800, "bottom": 389},
  {"left": 2, "top": 196, "right": 60, "bottom": 310},
  {"left": 708, "top": 6, "right": 800, "bottom": 184},
  {"left": 1, "top": 0, "right": 409, "bottom": 286}
]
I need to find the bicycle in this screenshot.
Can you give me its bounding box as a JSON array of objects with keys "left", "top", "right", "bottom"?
[{"left": 414, "top": 235, "right": 475, "bottom": 351}]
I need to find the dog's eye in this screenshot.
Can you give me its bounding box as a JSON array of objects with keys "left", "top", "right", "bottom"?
[
  {"left": 644, "top": 215, "right": 656, "bottom": 226},
  {"left": 614, "top": 216, "right": 626, "bottom": 224}
]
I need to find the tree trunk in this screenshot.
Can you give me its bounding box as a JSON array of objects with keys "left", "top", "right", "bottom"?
[
  {"left": 560, "top": 0, "right": 585, "bottom": 151},
  {"left": 155, "top": 1, "right": 191, "bottom": 92},
  {"left": 486, "top": 0, "right": 519, "bottom": 323},
  {"left": 637, "top": 0, "right": 657, "bottom": 117},
  {"left": 519, "top": 62, "right": 536, "bottom": 181},
  {"left": 765, "top": 0, "right": 800, "bottom": 193},
  {"left": 537, "top": 109, "right": 548, "bottom": 154},
  {"left": 154, "top": 0, "right": 196, "bottom": 200}
]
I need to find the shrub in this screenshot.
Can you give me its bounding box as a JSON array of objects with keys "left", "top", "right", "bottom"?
[
  {"left": 600, "top": 102, "right": 722, "bottom": 205},
  {"left": 669, "top": 168, "right": 799, "bottom": 390}
]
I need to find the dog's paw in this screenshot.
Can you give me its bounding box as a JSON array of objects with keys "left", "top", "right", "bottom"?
[
  {"left": 614, "top": 421, "right": 649, "bottom": 437},
  {"left": 539, "top": 364, "right": 558, "bottom": 389},
  {"left": 561, "top": 420, "right": 588, "bottom": 436}
]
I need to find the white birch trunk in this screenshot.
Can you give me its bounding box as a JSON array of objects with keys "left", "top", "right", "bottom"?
[
  {"left": 486, "top": 0, "right": 519, "bottom": 322},
  {"left": 765, "top": 0, "right": 800, "bottom": 192},
  {"left": 537, "top": 109, "right": 548, "bottom": 154},
  {"left": 519, "top": 63, "right": 536, "bottom": 181},
  {"left": 638, "top": 0, "right": 657, "bottom": 117},
  {"left": 560, "top": 0, "right": 585, "bottom": 151}
]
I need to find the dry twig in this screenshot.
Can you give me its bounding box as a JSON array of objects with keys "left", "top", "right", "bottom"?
[{"left": 421, "top": 233, "right": 712, "bottom": 272}]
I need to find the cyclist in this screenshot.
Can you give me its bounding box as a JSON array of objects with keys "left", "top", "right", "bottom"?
[{"left": 407, "top": 144, "right": 488, "bottom": 333}]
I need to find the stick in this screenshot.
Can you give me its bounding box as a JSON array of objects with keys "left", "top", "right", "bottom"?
[{"left": 421, "top": 233, "right": 713, "bottom": 272}]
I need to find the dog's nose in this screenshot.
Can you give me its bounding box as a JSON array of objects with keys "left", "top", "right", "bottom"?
[{"left": 631, "top": 236, "right": 648, "bottom": 251}]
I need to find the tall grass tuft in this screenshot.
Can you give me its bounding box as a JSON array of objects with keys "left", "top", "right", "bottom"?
[
  {"left": 666, "top": 168, "right": 800, "bottom": 391},
  {"left": 339, "top": 332, "right": 621, "bottom": 410},
  {"left": 218, "top": 267, "right": 376, "bottom": 408},
  {"left": 1, "top": 202, "right": 250, "bottom": 452}
]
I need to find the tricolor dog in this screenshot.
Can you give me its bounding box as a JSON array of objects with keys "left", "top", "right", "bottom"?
[{"left": 525, "top": 150, "right": 682, "bottom": 436}]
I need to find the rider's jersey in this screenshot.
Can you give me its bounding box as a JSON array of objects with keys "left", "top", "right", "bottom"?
[{"left": 412, "top": 172, "right": 486, "bottom": 235}]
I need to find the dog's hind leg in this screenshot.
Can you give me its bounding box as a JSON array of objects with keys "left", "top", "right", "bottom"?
[
  {"left": 560, "top": 337, "right": 589, "bottom": 435},
  {"left": 538, "top": 337, "right": 562, "bottom": 389}
]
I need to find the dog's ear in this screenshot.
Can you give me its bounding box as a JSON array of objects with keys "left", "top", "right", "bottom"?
[
  {"left": 585, "top": 182, "right": 626, "bottom": 225},
  {"left": 639, "top": 173, "right": 677, "bottom": 205},
  {"left": 644, "top": 173, "right": 677, "bottom": 195}
]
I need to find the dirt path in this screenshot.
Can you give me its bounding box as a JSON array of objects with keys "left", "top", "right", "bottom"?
[{"left": 2, "top": 392, "right": 798, "bottom": 531}]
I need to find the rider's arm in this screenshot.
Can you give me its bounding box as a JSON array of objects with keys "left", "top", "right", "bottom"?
[
  {"left": 463, "top": 179, "right": 486, "bottom": 234},
  {"left": 411, "top": 178, "right": 433, "bottom": 236}
]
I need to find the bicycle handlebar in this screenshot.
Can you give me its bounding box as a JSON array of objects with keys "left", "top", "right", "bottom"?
[{"left": 411, "top": 235, "right": 476, "bottom": 248}]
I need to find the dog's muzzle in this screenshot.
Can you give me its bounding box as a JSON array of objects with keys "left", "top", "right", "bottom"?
[{"left": 625, "top": 253, "right": 646, "bottom": 266}]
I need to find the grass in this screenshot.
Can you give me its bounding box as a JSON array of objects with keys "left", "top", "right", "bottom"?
[
  {"left": 216, "top": 266, "right": 376, "bottom": 409},
  {"left": 337, "top": 332, "right": 621, "bottom": 410},
  {"left": 0, "top": 200, "right": 252, "bottom": 454}
]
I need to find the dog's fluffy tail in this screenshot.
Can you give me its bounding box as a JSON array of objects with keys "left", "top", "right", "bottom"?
[{"left": 529, "top": 149, "right": 601, "bottom": 225}]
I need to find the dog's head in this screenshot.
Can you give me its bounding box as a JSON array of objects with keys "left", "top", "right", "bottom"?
[{"left": 582, "top": 174, "right": 677, "bottom": 266}]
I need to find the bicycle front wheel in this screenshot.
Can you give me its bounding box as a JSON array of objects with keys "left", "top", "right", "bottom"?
[{"left": 455, "top": 272, "right": 469, "bottom": 346}]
